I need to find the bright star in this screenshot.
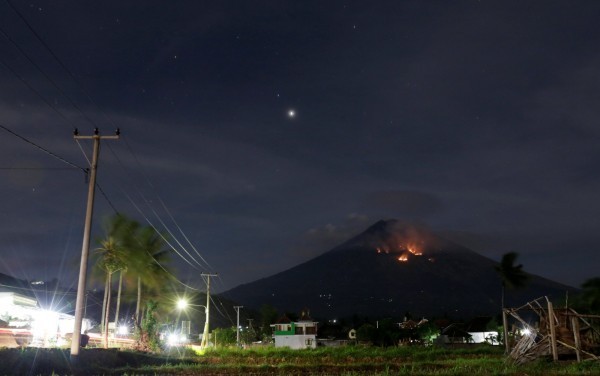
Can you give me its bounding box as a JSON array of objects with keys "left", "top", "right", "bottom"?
[{"left": 288, "top": 109, "right": 296, "bottom": 118}]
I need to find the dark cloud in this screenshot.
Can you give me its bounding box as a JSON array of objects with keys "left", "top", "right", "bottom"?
[
  {"left": 1, "top": 1, "right": 599, "bottom": 291},
  {"left": 361, "top": 190, "right": 443, "bottom": 219},
  {"left": 292, "top": 214, "right": 372, "bottom": 259}
]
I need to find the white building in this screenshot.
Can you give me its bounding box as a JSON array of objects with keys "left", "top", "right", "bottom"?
[
  {"left": 271, "top": 309, "right": 318, "bottom": 349},
  {"left": 0, "top": 291, "right": 91, "bottom": 347},
  {"left": 0, "top": 292, "right": 38, "bottom": 327}
]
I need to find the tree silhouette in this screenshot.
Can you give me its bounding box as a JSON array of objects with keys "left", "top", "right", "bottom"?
[
  {"left": 495, "top": 252, "right": 529, "bottom": 309},
  {"left": 576, "top": 277, "right": 600, "bottom": 314},
  {"left": 94, "top": 214, "right": 131, "bottom": 348},
  {"left": 92, "top": 214, "right": 172, "bottom": 348},
  {"left": 129, "top": 225, "right": 172, "bottom": 324},
  {"left": 495, "top": 251, "right": 529, "bottom": 352}
]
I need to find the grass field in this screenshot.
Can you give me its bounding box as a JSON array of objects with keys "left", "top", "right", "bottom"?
[{"left": 0, "top": 345, "right": 599, "bottom": 375}]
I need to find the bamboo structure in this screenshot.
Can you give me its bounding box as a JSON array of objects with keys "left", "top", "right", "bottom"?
[{"left": 503, "top": 296, "right": 600, "bottom": 364}]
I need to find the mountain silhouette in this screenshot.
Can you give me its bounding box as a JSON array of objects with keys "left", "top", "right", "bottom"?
[{"left": 223, "top": 219, "right": 575, "bottom": 319}]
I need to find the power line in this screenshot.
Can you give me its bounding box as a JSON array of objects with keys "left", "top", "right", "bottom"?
[
  {"left": 5, "top": 0, "right": 117, "bottom": 129},
  {"left": 0, "top": 25, "right": 98, "bottom": 128},
  {"left": 105, "top": 141, "right": 209, "bottom": 271},
  {"left": 0, "top": 123, "right": 87, "bottom": 172},
  {"left": 4, "top": 0, "right": 215, "bottom": 288},
  {"left": 122, "top": 136, "right": 212, "bottom": 269},
  {"left": 0, "top": 124, "right": 122, "bottom": 211},
  {"left": 124, "top": 191, "right": 200, "bottom": 271},
  {"left": 95, "top": 182, "right": 119, "bottom": 215},
  {"left": 0, "top": 58, "right": 76, "bottom": 129}
]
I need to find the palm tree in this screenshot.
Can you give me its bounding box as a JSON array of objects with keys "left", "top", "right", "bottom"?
[
  {"left": 93, "top": 214, "right": 134, "bottom": 348},
  {"left": 495, "top": 252, "right": 529, "bottom": 309},
  {"left": 93, "top": 214, "right": 173, "bottom": 349},
  {"left": 112, "top": 218, "right": 140, "bottom": 332},
  {"left": 129, "top": 225, "right": 172, "bottom": 325},
  {"left": 495, "top": 251, "right": 528, "bottom": 352},
  {"left": 95, "top": 234, "right": 126, "bottom": 348}
]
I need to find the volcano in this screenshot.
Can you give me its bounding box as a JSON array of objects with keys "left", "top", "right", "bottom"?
[{"left": 223, "top": 220, "right": 576, "bottom": 318}]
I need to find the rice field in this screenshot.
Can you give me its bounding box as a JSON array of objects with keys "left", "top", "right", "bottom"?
[{"left": 0, "top": 345, "right": 598, "bottom": 375}]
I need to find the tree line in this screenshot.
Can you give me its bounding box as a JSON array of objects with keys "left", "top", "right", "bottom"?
[{"left": 90, "top": 213, "right": 172, "bottom": 350}]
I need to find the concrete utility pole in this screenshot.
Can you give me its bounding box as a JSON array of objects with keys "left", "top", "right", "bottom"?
[
  {"left": 70, "top": 128, "right": 119, "bottom": 362},
  {"left": 200, "top": 273, "right": 218, "bottom": 350},
  {"left": 234, "top": 306, "right": 243, "bottom": 347}
]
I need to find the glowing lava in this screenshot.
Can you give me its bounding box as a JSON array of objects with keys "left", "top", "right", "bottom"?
[
  {"left": 376, "top": 241, "right": 424, "bottom": 262},
  {"left": 407, "top": 246, "right": 423, "bottom": 256}
]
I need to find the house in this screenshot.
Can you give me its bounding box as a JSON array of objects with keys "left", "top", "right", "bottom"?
[
  {"left": 465, "top": 316, "right": 499, "bottom": 345},
  {"left": 436, "top": 323, "right": 472, "bottom": 344},
  {"left": 270, "top": 308, "right": 318, "bottom": 349}
]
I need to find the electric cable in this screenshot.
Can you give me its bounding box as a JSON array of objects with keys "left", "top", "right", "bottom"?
[
  {"left": 5, "top": 0, "right": 118, "bottom": 130},
  {"left": 122, "top": 136, "right": 212, "bottom": 268},
  {"left": 105, "top": 141, "right": 209, "bottom": 270},
  {"left": 0, "top": 25, "right": 98, "bottom": 128},
  {"left": 0, "top": 123, "right": 86, "bottom": 172},
  {"left": 0, "top": 59, "right": 76, "bottom": 129}
]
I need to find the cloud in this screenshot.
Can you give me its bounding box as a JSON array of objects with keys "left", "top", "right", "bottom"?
[
  {"left": 361, "top": 190, "right": 443, "bottom": 219},
  {"left": 292, "top": 213, "right": 372, "bottom": 259}
]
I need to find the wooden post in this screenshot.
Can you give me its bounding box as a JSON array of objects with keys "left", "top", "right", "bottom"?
[
  {"left": 572, "top": 316, "right": 581, "bottom": 362},
  {"left": 547, "top": 301, "right": 558, "bottom": 361},
  {"left": 502, "top": 309, "right": 510, "bottom": 354}
]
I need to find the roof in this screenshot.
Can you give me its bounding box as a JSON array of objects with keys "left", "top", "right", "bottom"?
[
  {"left": 275, "top": 314, "right": 292, "bottom": 324},
  {"left": 466, "top": 316, "right": 494, "bottom": 333},
  {"left": 441, "top": 324, "right": 472, "bottom": 338}
]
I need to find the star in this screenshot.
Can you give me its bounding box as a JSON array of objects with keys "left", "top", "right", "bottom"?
[{"left": 288, "top": 109, "right": 296, "bottom": 118}]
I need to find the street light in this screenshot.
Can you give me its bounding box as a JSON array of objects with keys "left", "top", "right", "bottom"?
[
  {"left": 177, "top": 299, "right": 208, "bottom": 345},
  {"left": 177, "top": 299, "right": 188, "bottom": 310},
  {"left": 177, "top": 299, "right": 206, "bottom": 312}
]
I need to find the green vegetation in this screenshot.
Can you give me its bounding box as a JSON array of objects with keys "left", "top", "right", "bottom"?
[
  {"left": 1, "top": 345, "right": 599, "bottom": 375},
  {"left": 133, "top": 300, "right": 162, "bottom": 352},
  {"left": 90, "top": 213, "right": 174, "bottom": 349}
]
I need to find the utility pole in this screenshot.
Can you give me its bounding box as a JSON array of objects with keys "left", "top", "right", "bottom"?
[
  {"left": 234, "top": 306, "right": 243, "bottom": 347},
  {"left": 70, "top": 128, "right": 119, "bottom": 362},
  {"left": 200, "top": 273, "right": 218, "bottom": 350}
]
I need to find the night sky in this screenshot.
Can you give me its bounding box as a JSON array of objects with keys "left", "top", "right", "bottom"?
[{"left": 1, "top": 1, "right": 599, "bottom": 293}]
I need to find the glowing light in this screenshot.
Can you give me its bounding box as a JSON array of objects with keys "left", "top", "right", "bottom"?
[
  {"left": 398, "top": 254, "right": 409, "bottom": 262},
  {"left": 168, "top": 333, "right": 179, "bottom": 346},
  {"left": 31, "top": 310, "right": 59, "bottom": 339},
  {"left": 288, "top": 109, "right": 295, "bottom": 118},
  {"left": 522, "top": 328, "right": 531, "bottom": 336},
  {"left": 177, "top": 299, "right": 188, "bottom": 310},
  {"left": 117, "top": 325, "right": 129, "bottom": 335}
]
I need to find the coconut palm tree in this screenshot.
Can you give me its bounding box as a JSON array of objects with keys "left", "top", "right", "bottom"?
[
  {"left": 112, "top": 218, "right": 140, "bottom": 332},
  {"left": 95, "top": 233, "right": 126, "bottom": 347},
  {"left": 93, "top": 214, "right": 136, "bottom": 347},
  {"left": 495, "top": 251, "right": 528, "bottom": 352},
  {"left": 129, "top": 225, "right": 172, "bottom": 325},
  {"left": 495, "top": 252, "right": 529, "bottom": 309},
  {"left": 93, "top": 214, "right": 173, "bottom": 350}
]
